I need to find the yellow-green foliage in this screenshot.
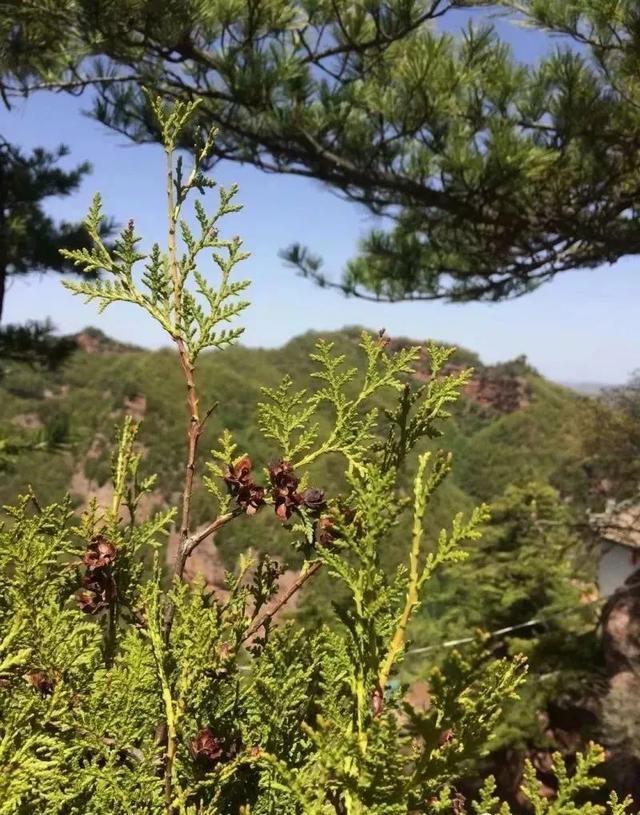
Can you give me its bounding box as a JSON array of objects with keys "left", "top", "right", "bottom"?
[{"left": 0, "top": 97, "right": 628, "bottom": 815}]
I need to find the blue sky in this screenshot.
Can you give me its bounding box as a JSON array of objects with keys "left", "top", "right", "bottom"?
[{"left": 1, "top": 8, "right": 638, "bottom": 385}]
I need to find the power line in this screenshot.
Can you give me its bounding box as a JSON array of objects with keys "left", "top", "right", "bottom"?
[{"left": 404, "top": 578, "right": 640, "bottom": 658}]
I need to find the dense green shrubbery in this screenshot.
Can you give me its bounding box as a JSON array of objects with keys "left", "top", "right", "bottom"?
[
  {"left": 414, "top": 483, "right": 601, "bottom": 753},
  {"left": 0, "top": 98, "right": 628, "bottom": 814}
]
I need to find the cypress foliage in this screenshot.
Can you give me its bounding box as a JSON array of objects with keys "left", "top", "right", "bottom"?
[
  {"left": 415, "top": 483, "right": 601, "bottom": 758},
  {"left": 0, "top": 97, "right": 629, "bottom": 814}
]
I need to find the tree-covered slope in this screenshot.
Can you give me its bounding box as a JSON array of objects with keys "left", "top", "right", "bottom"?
[{"left": 0, "top": 326, "right": 590, "bottom": 570}]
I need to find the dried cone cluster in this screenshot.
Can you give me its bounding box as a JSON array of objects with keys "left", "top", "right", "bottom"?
[
  {"left": 77, "top": 534, "right": 117, "bottom": 615},
  {"left": 268, "top": 460, "right": 303, "bottom": 521},
  {"left": 26, "top": 670, "right": 55, "bottom": 696},
  {"left": 224, "top": 455, "right": 327, "bottom": 523},
  {"left": 268, "top": 460, "right": 327, "bottom": 521},
  {"left": 189, "top": 728, "right": 239, "bottom": 772},
  {"left": 223, "top": 456, "right": 265, "bottom": 516},
  {"left": 317, "top": 502, "right": 355, "bottom": 548},
  {"left": 317, "top": 517, "right": 338, "bottom": 548},
  {"left": 301, "top": 487, "right": 326, "bottom": 513}
]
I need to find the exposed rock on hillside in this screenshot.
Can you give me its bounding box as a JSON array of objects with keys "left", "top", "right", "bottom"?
[
  {"left": 464, "top": 369, "right": 531, "bottom": 414},
  {"left": 412, "top": 353, "right": 533, "bottom": 414},
  {"left": 72, "top": 327, "right": 141, "bottom": 355}
]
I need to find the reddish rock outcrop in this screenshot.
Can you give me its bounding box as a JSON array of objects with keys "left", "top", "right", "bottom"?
[
  {"left": 73, "top": 328, "right": 139, "bottom": 355},
  {"left": 463, "top": 370, "right": 531, "bottom": 414},
  {"left": 413, "top": 356, "right": 533, "bottom": 414}
]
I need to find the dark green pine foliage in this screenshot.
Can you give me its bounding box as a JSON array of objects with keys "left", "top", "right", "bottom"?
[
  {"left": 0, "top": 138, "right": 110, "bottom": 459},
  {"left": 0, "top": 97, "right": 629, "bottom": 815},
  {"left": 0, "top": 138, "right": 111, "bottom": 323},
  {"left": 579, "top": 371, "right": 640, "bottom": 506},
  {"left": 4, "top": 1, "right": 640, "bottom": 303}
]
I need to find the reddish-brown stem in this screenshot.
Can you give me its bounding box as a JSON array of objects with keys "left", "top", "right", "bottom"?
[
  {"left": 162, "top": 143, "right": 210, "bottom": 813},
  {"left": 165, "top": 142, "right": 201, "bottom": 560},
  {"left": 173, "top": 509, "right": 241, "bottom": 581},
  {"left": 242, "top": 561, "right": 322, "bottom": 643},
  {"left": 162, "top": 357, "right": 205, "bottom": 634},
  {"left": 164, "top": 142, "right": 211, "bottom": 575},
  {"left": 176, "top": 345, "right": 201, "bottom": 551}
]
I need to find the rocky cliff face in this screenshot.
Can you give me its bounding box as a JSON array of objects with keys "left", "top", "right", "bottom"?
[
  {"left": 72, "top": 328, "right": 140, "bottom": 355},
  {"left": 412, "top": 356, "right": 533, "bottom": 414},
  {"left": 462, "top": 370, "right": 531, "bottom": 413}
]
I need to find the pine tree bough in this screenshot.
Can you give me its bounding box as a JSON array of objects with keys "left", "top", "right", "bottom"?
[
  {"left": 4, "top": 1, "right": 640, "bottom": 302},
  {"left": 0, "top": 96, "right": 632, "bottom": 814}
]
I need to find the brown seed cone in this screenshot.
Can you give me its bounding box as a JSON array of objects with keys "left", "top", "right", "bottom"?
[
  {"left": 26, "top": 670, "right": 55, "bottom": 696},
  {"left": 223, "top": 455, "right": 252, "bottom": 492},
  {"left": 83, "top": 534, "right": 117, "bottom": 571},
  {"left": 224, "top": 456, "right": 265, "bottom": 515},
  {"left": 236, "top": 482, "right": 266, "bottom": 516},
  {"left": 189, "top": 728, "right": 225, "bottom": 770},
  {"left": 77, "top": 569, "right": 114, "bottom": 614},
  {"left": 268, "top": 460, "right": 302, "bottom": 521},
  {"left": 302, "top": 488, "right": 326, "bottom": 513}
]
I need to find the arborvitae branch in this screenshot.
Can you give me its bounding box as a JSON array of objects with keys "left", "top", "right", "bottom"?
[{"left": 0, "top": 94, "right": 626, "bottom": 815}]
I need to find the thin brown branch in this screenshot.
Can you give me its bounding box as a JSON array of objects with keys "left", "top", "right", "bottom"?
[
  {"left": 162, "top": 506, "right": 241, "bottom": 709},
  {"left": 175, "top": 345, "right": 201, "bottom": 550},
  {"left": 200, "top": 400, "right": 219, "bottom": 431},
  {"left": 162, "top": 141, "right": 200, "bottom": 812},
  {"left": 242, "top": 560, "right": 322, "bottom": 643},
  {"left": 162, "top": 141, "right": 209, "bottom": 586},
  {"left": 27, "top": 485, "right": 43, "bottom": 514},
  {"left": 182, "top": 509, "right": 241, "bottom": 562}
]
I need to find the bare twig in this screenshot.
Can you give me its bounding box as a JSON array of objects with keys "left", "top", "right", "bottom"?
[
  {"left": 242, "top": 561, "right": 322, "bottom": 643},
  {"left": 174, "top": 509, "right": 242, "bottom": 577},
  {"left": 27, "top": 485, "right": 43, "bottom": 514},
  {"left": 200, "top": 400, "right": 219, "bottom": 430}
]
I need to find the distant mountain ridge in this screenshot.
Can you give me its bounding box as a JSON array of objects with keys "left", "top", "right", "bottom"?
[
  {"left": 560, "top": 380, "right": 617, "bottom": 395},
  {"left": 71, "top": 327, "right": 142, "bottom": 355},
  {"left": 67, "top": 326, "right": 616, "bottom": 398}
]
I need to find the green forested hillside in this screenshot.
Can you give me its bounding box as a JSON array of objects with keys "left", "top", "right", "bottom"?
[
  {"left": 0, "top": 326, "right": 589, "bottom": 519},
  {"left": 0, "top": 326, "right": 591, "bottom": 554},
  {"left": 0, "top": 325, "right": 593, "bottom": 612}
]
